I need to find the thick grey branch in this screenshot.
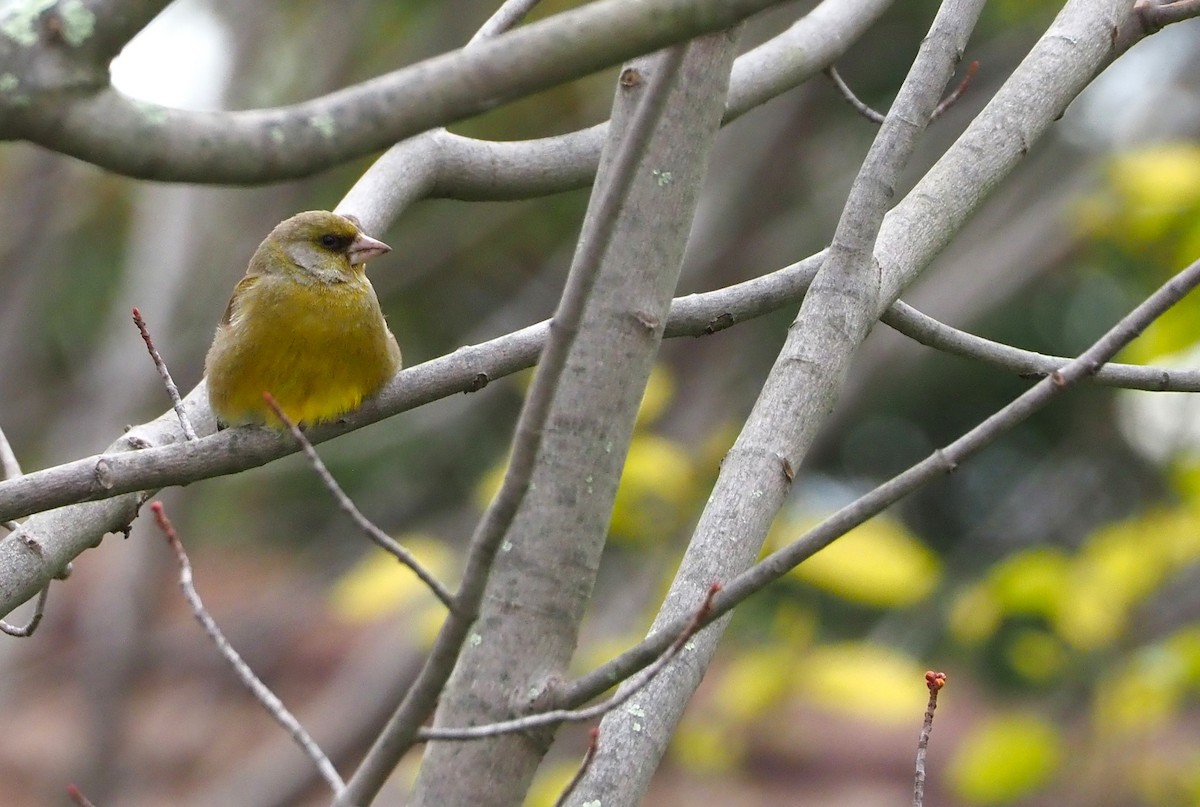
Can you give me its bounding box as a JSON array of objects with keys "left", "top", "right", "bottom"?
[
  {"left": 566, "top": 254, "right": 1200, "bottom": 707},
  {"left": 3, "top": 0, "right": 788, "bottom": 183},
  {"left": 338, "top": 45, "right": 690, "bottom": 807},
  {"left": 570, "top": 0, "right": 987, "bottom": 801},
  {"left": 342, "top": 0, "right": 895, "bottom": 230},
  {"left": 5, "top": 236, "right": 1199, "bottom": 615}
]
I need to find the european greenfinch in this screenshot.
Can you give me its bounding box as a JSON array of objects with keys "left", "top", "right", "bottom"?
[{"left": 204, "top": 210, "right": 402, "bottom": 427}]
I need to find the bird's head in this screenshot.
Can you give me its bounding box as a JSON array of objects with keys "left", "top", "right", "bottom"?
[{"left": 252, "top": 210, "right": 392, "bottom": 282}]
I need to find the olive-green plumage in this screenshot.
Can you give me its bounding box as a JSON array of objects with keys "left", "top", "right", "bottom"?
[{"left": 204, "top": 210, "right": 402, "bottom": 427}]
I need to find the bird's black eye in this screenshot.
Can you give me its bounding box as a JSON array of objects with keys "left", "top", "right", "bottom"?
[{"left": 320, "top": 234, "right": 339, "bottom": 249}]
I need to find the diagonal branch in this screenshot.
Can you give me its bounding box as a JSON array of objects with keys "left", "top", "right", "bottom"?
[
  {"left": 569, "top": 0, "right": 988, "bottom": 800},
  {"left": 564, "top": 253, "right": 1200, "bottom": 708},
  {"left": 264, "top": 394, "right": 455, "bottom": 610}
]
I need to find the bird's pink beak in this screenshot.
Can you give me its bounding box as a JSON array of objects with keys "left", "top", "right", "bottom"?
[{"left": 347, "top": 233, "right": 391, "bottom": 266}]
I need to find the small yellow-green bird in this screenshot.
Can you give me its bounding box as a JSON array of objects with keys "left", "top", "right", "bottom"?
[{"left": 205, "top": 210, "right": 402, "bottom": 428}]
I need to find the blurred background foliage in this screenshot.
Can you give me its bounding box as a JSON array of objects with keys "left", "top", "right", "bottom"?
[{"left": 2, "top": 1, "right": 1200, "bottom": 805}]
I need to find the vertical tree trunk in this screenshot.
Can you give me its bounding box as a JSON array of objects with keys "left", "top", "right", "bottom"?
[{"left": 408, "top": 30, "right": 742, "bottom": 807}]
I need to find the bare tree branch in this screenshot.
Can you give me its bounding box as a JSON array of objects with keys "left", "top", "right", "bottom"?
[
  {"left": 565, "top": 253, "right": 1200, "bottom": 709},
  {"left": 570, "top": 0, "right": 987, "bottom": 799},
  {"left": 1113, "top": 0, "right": 1200, "bottom": 50},
  {"left": 553, "top": 729, "right": 600, "bottom": 807},
  {"left": 342, "top": 0, "right": 896, "bottom": 231},
  {"left": 7, "top": 229, "right": 1200, "bottom": 616},
  {"left": 149, "top": 502, "right": 346, "bottom": 800},
  {"left": 0, "top": 582, "right": 48, "bottom": 637},
  {"left": 913, "top": 671, "right": 947, "bottom": 807},
  {"left": 1, "top": 0, "right": 789, "bottom": 183},
  {"left": 337, "top": 44, "right": 690, "bottom": 807},
  {"left": 468, "top": 0, "right": 544, "bottom": 45},
  {"left": 415, "top": 584, "right": 718, "bottom": 742},
  {"left": 132, "top": 308, "right": 197, "bottom": 441},
  {"left": 882, "top": 299, "right": 1200, "bottom": 391}
]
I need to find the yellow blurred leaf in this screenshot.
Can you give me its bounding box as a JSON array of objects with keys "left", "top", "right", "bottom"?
[
  {"left": 330, "top": 535, "right": 455, "bottom": 625},
  {"left": 949, "top": 583, "right": 1002, "bottom": 645},
  {"left": 986, "top": 547, "right": 1070, "bottom": 618},
  {"left": 635, "top": 364, "right": 675, "bottom": 427},
  {"left": 948, "top": 714, "right": 1063, "bottom": 803},
  {"left": 1005, "top": 628, "right": 1068, "bottom": 683},
  {"left": 1108, "top": 144, "right": 1200, "bottom": 238},
  {"left": 714, "top": 646, "right": 796, "bottom": 722},
  {"left": 609, "top": 433, "right": 696, "bottom": 545},
  {"left": 671, "top": 719, "right": 744, "bottom": 773},
  {"left": 1094, "top": 646, "right": 1190, "bottom": 733},
  {"left": 782, "top": 516, "right": 941, "bottom": 608},
  {"left": 793, "top": 642, "right": 927, "bottom": 724},
  {"left": 524, "top": 760, "right": 582, "bottom": 807}
]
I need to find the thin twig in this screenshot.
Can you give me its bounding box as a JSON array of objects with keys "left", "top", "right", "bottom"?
[
  {"left": 132, "top": 308, "right": 197, "bottom": 441},
  {"left": 340, "top": 45, "right": 691, "bottom": 807},
  {"left": 262, "top": 393, "right": 455, "bottom": 609},
  {"left": 826, "top": 59, "right": 978, "bottom": 124},
  {"left": 468, "top": 0, "right": 544, "bottom": 45},
  {"left": 882, "top": 299, "right": 1200, "bottom": 391},
  {"left": 149, "top": 502, "right": 346, "bottom": 798},
  {"left": 825, "top": 65, "right": 883, "bottom": 123},
  {"left": 418, "top": 583, "right": 719, "bottom": 741},
  {"left": 932, "top": 60, "right": 979, "bottom": 119},
  {"left": 563, "top": 255, "right": 1200, "bottom": 707},
  {"left": 553, "top": 727, "right": 601, "bottom": 807},
  {"left": 913, "top": 671, "right": 946, "bottom": 807},
  {"left": 66, "top": 783, "right": 98, "bottom": 807},
  {"left": 0, "top": 584, "right": 49, "bottom": 637}
]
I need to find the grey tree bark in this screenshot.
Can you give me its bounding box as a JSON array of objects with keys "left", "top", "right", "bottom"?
[{"left": 409, "top": 29, "right": 742, "bottom": 807}]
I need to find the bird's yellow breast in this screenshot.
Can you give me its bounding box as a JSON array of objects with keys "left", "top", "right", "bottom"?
[{"left": 205, "top": 272, "right": 402, "bottom": 426}]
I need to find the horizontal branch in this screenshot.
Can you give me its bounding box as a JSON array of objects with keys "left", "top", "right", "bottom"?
[
  {"left": 2, "top": 246, "right": 1198, "bottom": 554},
  {"left": 3, "top": 0, "right": 789, "bottom": 183},
  {"left": 0, "top": 253, "right": 823, "bottom": 530},
  {"left": 883, "top": 299, "right": 1200, "bottom": 391},
  {"left": 341, "top": 0, "right": 894, "bottom": 226}
]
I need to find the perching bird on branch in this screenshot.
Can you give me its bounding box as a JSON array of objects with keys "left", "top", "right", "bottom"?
[{"left": 205, "top": 210, "right": 402, "bottom": 427}]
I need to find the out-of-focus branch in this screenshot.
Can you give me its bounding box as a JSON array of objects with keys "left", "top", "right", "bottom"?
[
  {"left": 150, "top": 502, "right": 346, "bottom": 799},
  {"left": 1, "top": 0, "right": 787, "bottom": 183},
  {"left": 77, "top": 0, "right": 173, "bottom": 62}
]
